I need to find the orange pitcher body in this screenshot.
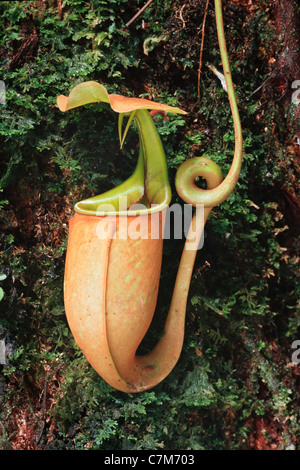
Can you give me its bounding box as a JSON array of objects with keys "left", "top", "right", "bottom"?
[{"left": 64, "top": 210, "right": 168, "bottom": 392}]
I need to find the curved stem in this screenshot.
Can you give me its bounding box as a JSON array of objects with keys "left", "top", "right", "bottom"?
[
  {"left": 214, "top": 0, "right": 243, "bottom": 201},
  {"left": 177, "top": 0, "right": 243, "bottom": 208},
  {"left": 101, "top": 162, "right": 222, "bottom": 393}
]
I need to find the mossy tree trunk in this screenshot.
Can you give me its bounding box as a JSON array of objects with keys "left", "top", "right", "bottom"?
[{"left": 0, "top": 0, "right": 299, "bottom": 450}]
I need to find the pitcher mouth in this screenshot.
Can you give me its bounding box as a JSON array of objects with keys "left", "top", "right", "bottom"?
[
  {"left": 74, "top": 108, "right": 172, "bottom": 217},
  {"left": 74, "top": 199, "right": 170, "bottom": 217}
]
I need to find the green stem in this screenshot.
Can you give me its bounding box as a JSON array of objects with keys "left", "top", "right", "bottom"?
[{"left": 176, "top": 0, "right": 243, "bottom": 208}]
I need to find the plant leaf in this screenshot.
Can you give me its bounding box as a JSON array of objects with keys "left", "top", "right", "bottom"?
[
  {"left": 57, "top": 81, "right": 187, "bottom": 115},
  {"left": 57, "top": 81, "right": 110, "bottom": 111}
]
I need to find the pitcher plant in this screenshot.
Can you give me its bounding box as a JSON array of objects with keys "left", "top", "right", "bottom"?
[{"left": 57, "top": 0, "right": 243, "bottom": 393}]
